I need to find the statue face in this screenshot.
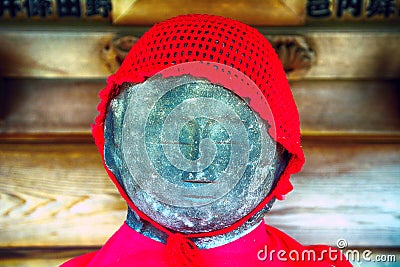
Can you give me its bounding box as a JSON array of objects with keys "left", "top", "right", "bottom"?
[{"left": 104, "top": 63, "right": 287, "bottom": 234}]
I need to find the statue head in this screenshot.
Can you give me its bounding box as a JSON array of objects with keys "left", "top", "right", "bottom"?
[{"left": 93, "top": 14, "right": 304, "bottom": 248}]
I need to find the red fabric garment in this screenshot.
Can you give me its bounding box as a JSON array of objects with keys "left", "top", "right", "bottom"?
[{"left": 61, "top": 222, "right": 352, "bottom": 267}]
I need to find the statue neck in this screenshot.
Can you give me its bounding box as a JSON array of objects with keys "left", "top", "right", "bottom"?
[{"left": 125, "top": 200, "right": 274, "bottom": 249}]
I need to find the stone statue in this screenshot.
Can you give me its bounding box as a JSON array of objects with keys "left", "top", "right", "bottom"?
[{"left": 62, "top": 14, "right": 351, "bottom": 267}]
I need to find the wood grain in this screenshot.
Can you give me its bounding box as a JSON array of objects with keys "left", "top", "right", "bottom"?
[
  {"left": 269, "top": 141, "right": 400, "bottom": 247},
  {"left": 0, "top": 79, "right": 101, "bottom": 134},
  {"left": 300, "top": 32, "right": 400, "bottom": 80},
  {"left": 293, "top": 80, "right": 400, "bottom": 136},
  {"left": 0, "top": 248, "right": 97, "bottom": 267},
  {"left": 0, "top": 31, "right": 112, "bottom": 78},
  {"left": 1, "top": 79, "right": 398, "bottom": 139},
  {"left": 0, "top": 30, "right": 399, "bottom": 79},
  {"left": 0, "top": 144, "right": 126, "bottom": 247},
  {"left": 0, "top": 142, "right": 398, "bottom": 247}
]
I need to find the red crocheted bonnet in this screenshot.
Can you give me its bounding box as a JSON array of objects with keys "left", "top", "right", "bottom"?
[{"left": 92, "top": 14, "right": 305, "bottom": 237}]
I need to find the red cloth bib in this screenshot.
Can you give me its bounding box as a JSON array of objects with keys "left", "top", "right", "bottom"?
[{"left": 61, "top": 222, "right": 352, "bottom": 267}]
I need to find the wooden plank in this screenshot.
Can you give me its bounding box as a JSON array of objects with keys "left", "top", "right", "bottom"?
[
  {"left": 293, "top": 80, "right": 400, "bottom": 137},
  {"left": 0, "top": 79, "right": 399, "bottom": 140},
  {"left": 0, "top": 30, "right": 399, "bottom": 79},
  {"left": 0, "top": 79, "right": 101, "bottom": 134},
  {"left": 269, "top": 141, "right": 400, "bottom": 247},
  {"left": 0, "top": 31, "right": 113, "bottom": 78},
  {"left": 111, "top": 0, "right": 306, "bottom": 26},
  {"left": 0, "top": 247, "right": 399, "bottom": 266},
  {"left": 0, "top": 248, "right": 96, "bottom": 267},
  {"left": 0, "top": 142, "right": 399, "bottom": 247},
  {"left": 301, "top": 32, "right": 400, "bottom": 80},
  {"left": 0, "top": 143, "right": 126, "bottom": 247}
]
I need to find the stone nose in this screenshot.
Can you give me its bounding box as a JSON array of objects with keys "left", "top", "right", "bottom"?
[{"left": 167, "top": 117, "right": 230, "bottom": 184}]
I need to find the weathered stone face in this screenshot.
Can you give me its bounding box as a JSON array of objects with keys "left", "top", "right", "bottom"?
[{"left": 104, "top": 71, "right": 287, "bottom": 236}]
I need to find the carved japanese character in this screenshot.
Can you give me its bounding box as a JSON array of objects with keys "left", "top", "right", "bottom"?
[
  {"left": 337, "top": 0, "right": 363, "bottom": 17},
  {"left": 23, "top": 0, "right": 52, "bottom": 17},
  {"left": 366, "top": 0, "right": 396, "bottom": 17},
  {"left": 56, "top": 0, "right": 81, "bottom": 17},
  {"left": 86, "top": 0, "right": 111, "bottom": 17},
  {"left": 0, "top": 0, "right": 21, "bottom": 17},
  {"left": 307, "top": 0, "right": 332, "bottom": 18}
]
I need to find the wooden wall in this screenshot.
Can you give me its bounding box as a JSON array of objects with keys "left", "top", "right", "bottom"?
[{"left": 0, "top": 19, "right": 399, "bottom": 267}]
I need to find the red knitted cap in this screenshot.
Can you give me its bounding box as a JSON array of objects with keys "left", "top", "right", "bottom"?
[{"left": 92, "top": 14, "right": 305, "bottom": 237}]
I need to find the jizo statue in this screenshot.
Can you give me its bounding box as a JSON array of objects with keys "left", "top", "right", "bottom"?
[{"left": 62, "top": 14, "right": 352, "bottom": 267}]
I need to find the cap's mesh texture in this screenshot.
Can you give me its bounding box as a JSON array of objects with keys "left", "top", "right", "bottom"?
[{"left": 93, "top": 14, "right": 305, "bottom": 234}]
